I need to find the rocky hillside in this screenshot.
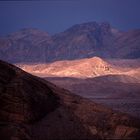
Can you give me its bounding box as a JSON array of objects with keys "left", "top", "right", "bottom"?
[
  {"left": 49, "top": 22, "right": 119, "bottom": 61},
  {"left": 111, "top": 29, "right": 140, "bottom": 58},
  {"left": 17, "top": 57, "right": 116, "bottom": 78},
  {"left": 0, "top": 28, "right": 51, "bottom": 63},
  {"left": 0, "top": 22, "right": 140, "bottom": 63},
  {"left": 0, "top": 60, "right": 140, "bottom": 140},
  {"left": 17, "top": 57, "right": 140, "bottom": 79},
  {"left": 46, "top": 75, "right": 140, "bottom": 118}
]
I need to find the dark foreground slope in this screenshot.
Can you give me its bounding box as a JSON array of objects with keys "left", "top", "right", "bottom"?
[{"left": 0, "top": 60, "right": 140, "bottom": 140}]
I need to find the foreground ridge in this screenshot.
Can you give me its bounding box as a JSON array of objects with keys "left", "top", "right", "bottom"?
[{"left": 0, "top": 60, "right": 140, "bottom": 139}]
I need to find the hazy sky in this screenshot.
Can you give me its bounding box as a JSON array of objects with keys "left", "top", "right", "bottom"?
[{"left": 0, "top": 0, "right": 140, "bottom": 36}]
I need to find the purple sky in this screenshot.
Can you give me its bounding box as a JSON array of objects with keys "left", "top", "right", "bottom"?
[{"left": 0, "top": 0, "right": 140, "bottom": 36}]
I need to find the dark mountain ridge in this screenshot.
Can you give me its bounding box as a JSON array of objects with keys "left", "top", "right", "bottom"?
[
  {"left": 0, "top": 28, "right": 51, "bottom": 63},
  {"left": 0, "top": 21, "right": 140, "bottom": 63}
]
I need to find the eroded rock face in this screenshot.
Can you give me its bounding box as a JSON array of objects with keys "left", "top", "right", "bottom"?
[
  {"left": 0, "top": 60, "right": 59, "bottom": 139},
  {"left": 0, "top": 28, "right": 51, "bottom": 63},
  {"left": 0, "top": 60, "right": 59, "bottom": 123},
  {"left": 0, "top": 60, "right": 140, "bottom": 140}
]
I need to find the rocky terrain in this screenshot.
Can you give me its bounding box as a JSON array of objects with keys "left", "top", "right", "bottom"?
[
  {"left": 0, "top": 20, "right": 140, "bottom": 140},
  {"left": 0, "top": 28, "right": 51, "bottom": 63},
  {"left": 0, "top": 60, "right": 140, "bottom": 139},
  {"left": 0, "top": 21, "right": 140, "bottom": 63},
  {"left": 17, "top": 57, "right": 114, "bottom": 78},
  {"left": 17, "top": 57, "right": 140, "bottom": 118},
  {"left": 46, "top": 75, "right": 140, "bottom": 118}
]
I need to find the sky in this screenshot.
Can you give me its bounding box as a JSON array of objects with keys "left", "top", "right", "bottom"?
[{"left": 0, "top": 0, "right": 140, "bottom": 36}]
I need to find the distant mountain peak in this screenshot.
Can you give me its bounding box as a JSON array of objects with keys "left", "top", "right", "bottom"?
[
  {"left": 59, "top": 21, "right": 116, "bottom": 39},
  {"left": 7, "top": 27, "right": 49, "bottom": 40},
  {"left": 0, "top": 21, "right": 140, "bottom": 63}
]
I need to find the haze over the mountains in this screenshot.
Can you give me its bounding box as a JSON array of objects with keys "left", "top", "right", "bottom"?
[{"left": 0, "top": 21, "right": 140, "bottom": 63}]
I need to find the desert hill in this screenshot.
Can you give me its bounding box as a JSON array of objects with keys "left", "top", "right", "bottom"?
[
  {"left": 17, "top": 57, "right": 117, "bottom": 78},
  {"left": 17, "top": 57, "right": 140, "bottom": 80}
]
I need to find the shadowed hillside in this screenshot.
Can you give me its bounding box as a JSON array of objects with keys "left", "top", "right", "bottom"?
[
  {"left": 46, "top": 76, "right": 140, "bottom": 118},
  {"left": 0, "top": 60, "right": 140, "bottom": 139}
]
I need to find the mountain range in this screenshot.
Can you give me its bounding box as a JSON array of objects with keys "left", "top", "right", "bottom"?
[
  {"left": 0, "top": 21, "right": 140, "bottom": 63},
  {"left": 0, "top": 21, "right": 140, "bottom": 140}
]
